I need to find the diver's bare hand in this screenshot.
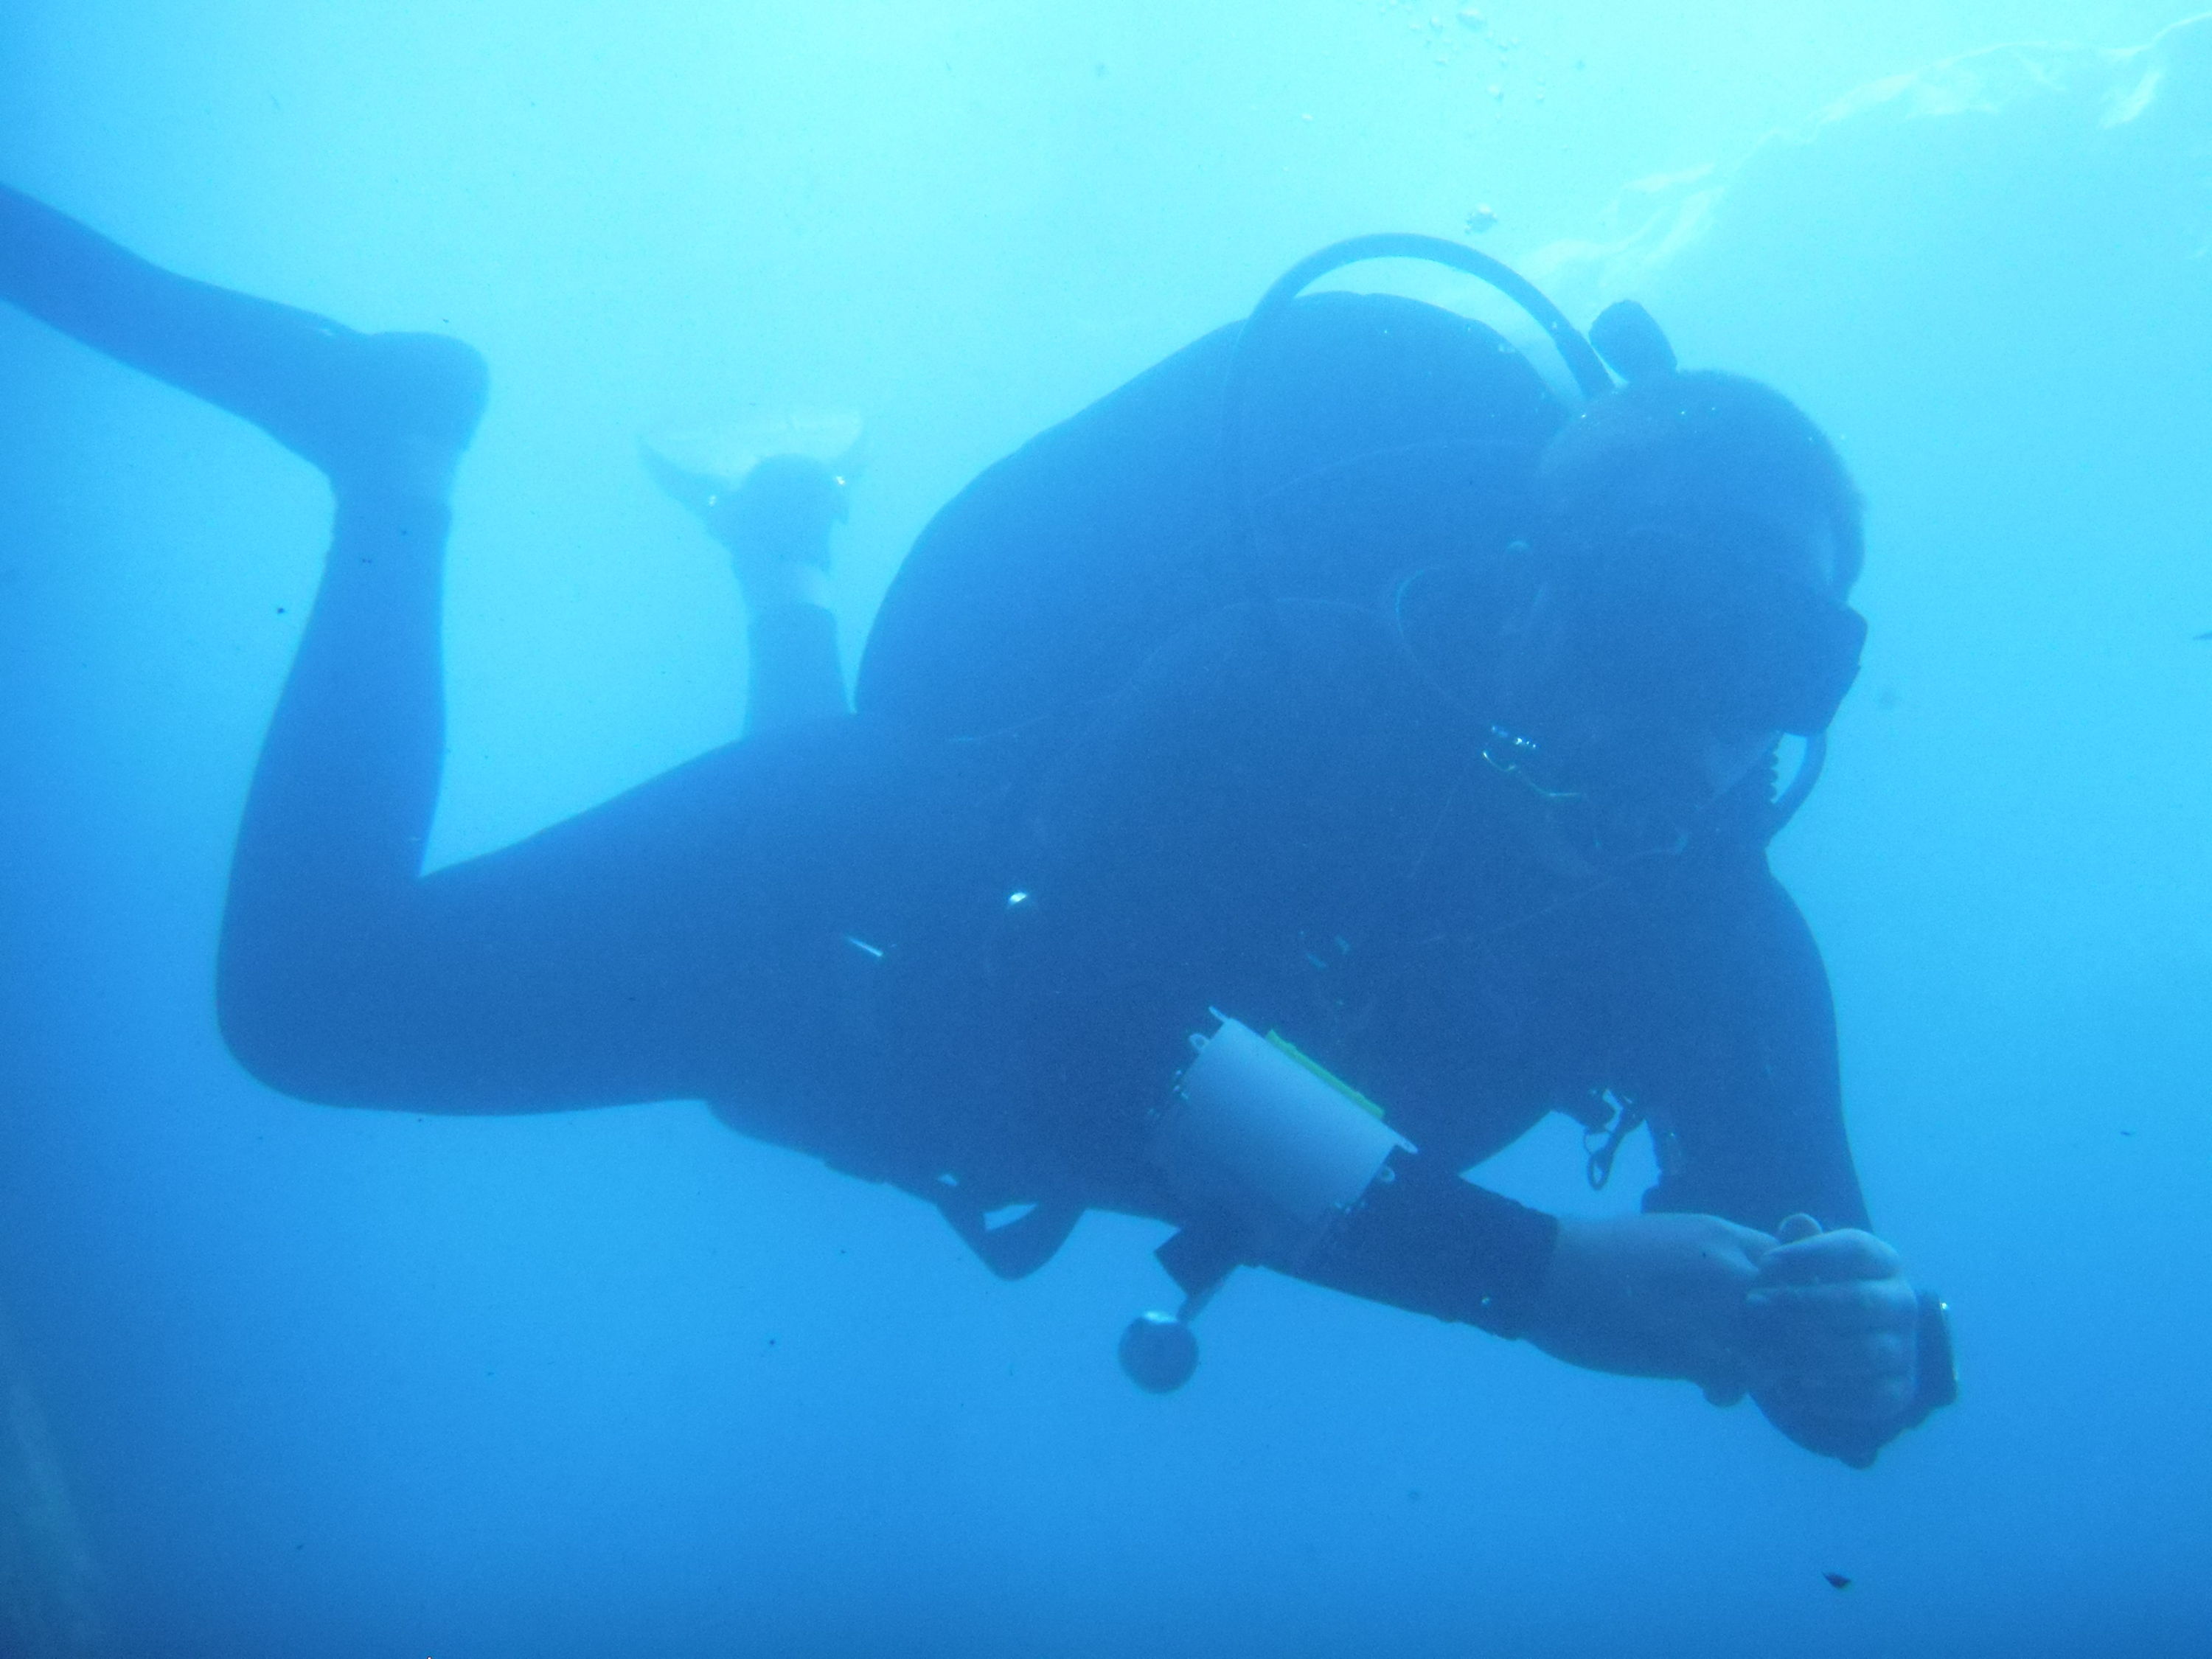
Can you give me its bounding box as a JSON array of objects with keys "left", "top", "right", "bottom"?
[
  {"left": 1743, "top": 1214, "right": 1920, "bottom": 1467},
  {"left": 1526, "top": 1211, "right": 1774, "bottom": 1399}
]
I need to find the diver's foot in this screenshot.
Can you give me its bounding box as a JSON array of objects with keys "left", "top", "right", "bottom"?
[
  {"left": 0, "top": 187, "right": 486, "bottom": 498},
  {"left": 645, "top": 448, "right": 847, "bottom": 611},
  {"left": 712, "top": 454, "right": 846, "bottom": 582},
  {"left": 293, "top": 331, "right": 489, "bottom": 502}
]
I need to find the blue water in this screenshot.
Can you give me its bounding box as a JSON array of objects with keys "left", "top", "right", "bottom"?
[{"left": 4, "top": 4, "right": 2209, "bottom": 1655}]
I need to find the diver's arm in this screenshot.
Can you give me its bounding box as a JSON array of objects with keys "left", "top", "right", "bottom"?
[
  {"left": 218, "top": 490, "right": 768, "bottom": 1112},
  {"left": 1232, "top": 1138, "right": 1785, "bottom": 1397},
  {"left": 1639, "top": 859, "right": 1944, "bottom": 1461},
  {"left": 1638, "top": 857, "right": 1869, "bottom": 1231},
  {"left": 1294, "top": 855, "right": 1877, "bottom": 1396},
  {"left": 1301, "top": 1161, "right": 1784, "bottom": 1396},
  {"left": 1294, "top": 1157, "right": 1561, "bottom": 1336}
]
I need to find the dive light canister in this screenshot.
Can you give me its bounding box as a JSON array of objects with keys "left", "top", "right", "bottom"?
[{"left": 1152, "top": 1015, "right": 1412, "bottom": 1265}]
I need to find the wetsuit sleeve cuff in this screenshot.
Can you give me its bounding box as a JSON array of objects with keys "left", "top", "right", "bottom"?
[{"left": 1298, "top": 1153, "right": 1559, "bottom": 1338}]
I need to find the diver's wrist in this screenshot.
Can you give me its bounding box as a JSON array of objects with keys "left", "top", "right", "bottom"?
[{"left": 1304, "top": 1156, "right": 1559, "bottom": 1338}]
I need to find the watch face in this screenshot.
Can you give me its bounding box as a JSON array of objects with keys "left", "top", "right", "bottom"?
[{"left": 1916, "top": 1291, "right": 1961, "bottom": 1412}]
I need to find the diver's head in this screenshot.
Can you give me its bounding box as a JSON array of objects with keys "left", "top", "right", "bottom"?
[
  {"left": 1536, "top": 367, "right": 1862, "bottom": 597},
  {"left": 1485, "top": 371, "right": 1867, "bottom": 861}
]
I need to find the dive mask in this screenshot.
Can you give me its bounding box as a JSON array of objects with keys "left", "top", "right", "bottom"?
[
  {"left": 1540, "top": 522, "right": 1866, "bottom": 741},
  {"left": 1475, "top": 524, "right": 1866, "bottom": 856}
]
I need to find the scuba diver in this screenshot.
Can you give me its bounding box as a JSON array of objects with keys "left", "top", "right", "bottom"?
[{"left": 0, "top": 185, "right": 1953, "bottom": 1467}]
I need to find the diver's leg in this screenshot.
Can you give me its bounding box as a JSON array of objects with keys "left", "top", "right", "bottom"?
[
  {"left": 0, "top": 183, "right": 483, "bottom": 487},
  {"left": 744, "top": 601, "right": 848, "bottom": 737},
  {"left": 223, "top": 486, "right": 454, "bottom": 1088},
  {"left": 644, "top": 445, "right": 850, "bottom": 735},
  {"left": 725, "top": 456, "right": 850, "bottom": 736},
  {"left": 0, "top": 184, "right": 484, "bottom": 967},
  {"left": 0, "top": 187, "right": 491, "bottom": 1087},
  {"left": 221, "top": 469, "right": 484, "bottom": 1096},
  {"left": 225, "top": 476, "right": 902, "bottom": 1113}
]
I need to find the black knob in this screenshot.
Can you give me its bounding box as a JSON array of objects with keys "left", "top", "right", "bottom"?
[{"left": 1118, "top": 1311, "right": 1200, "bottom": 1393}]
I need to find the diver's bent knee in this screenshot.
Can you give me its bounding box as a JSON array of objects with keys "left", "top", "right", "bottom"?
[{"left": 215, "top": 973, "right": 366, "bottom": 1106}]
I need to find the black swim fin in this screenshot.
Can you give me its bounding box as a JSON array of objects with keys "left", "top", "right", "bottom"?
[{"left": 0, "top": 183, "right": 485, "bottom": 479}]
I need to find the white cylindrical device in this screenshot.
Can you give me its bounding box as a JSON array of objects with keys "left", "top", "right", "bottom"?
[{"left": 1152, "top": 1015, "right": 1413, "bottom": 1264}]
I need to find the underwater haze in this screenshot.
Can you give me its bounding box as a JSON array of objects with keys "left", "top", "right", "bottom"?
[{"left": 3, "top": 2, "right": 2210, "bottom": 1655}]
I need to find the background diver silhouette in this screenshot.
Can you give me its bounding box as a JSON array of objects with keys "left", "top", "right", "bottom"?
[{"left": 0, "top": 183, "right": 1952, "bottom": 1465}]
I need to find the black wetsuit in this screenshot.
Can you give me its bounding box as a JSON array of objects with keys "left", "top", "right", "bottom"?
[{"left": 206, "top": 291, "right": 1867, "bottom": 1338}]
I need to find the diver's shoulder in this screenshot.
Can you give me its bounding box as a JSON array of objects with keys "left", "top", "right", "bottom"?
[
  {"left": 1157, "top": 596, "right": 1408, "bottom": 675},
  {"left": 1130, "top": 599, "right": 1474, "bottom": 756}
]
